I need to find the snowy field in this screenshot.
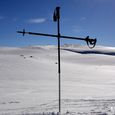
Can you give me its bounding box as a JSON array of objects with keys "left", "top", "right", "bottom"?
[{"left": 0, "top": 45, "right": 115, "bottom": 115}]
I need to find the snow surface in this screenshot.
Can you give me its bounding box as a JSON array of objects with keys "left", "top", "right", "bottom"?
[{"left": 0, "top": 45, "right": 115, "bottom": 115}]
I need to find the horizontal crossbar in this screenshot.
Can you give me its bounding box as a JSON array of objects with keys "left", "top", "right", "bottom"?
[
  {"left": 17, "top": 31, "right": 86, "bottom": 41},
  {"left": 17, "top": 30, "right": 97, "bottom": 48}
]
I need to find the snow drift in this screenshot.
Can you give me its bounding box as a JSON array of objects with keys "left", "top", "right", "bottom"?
[{"left": 0, "top": 45, "right": 115, "bottom": 115}]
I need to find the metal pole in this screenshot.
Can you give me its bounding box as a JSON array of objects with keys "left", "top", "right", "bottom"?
[{"left": 56, "top": 7, "right": 61, "bottom": 114}]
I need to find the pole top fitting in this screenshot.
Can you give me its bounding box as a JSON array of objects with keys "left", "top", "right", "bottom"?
[{"left": 53, "top": 6, "right": 60, "bottom": 22}]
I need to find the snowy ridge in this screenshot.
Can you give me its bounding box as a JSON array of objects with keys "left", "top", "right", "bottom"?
[
  {"left": 0, "top": 45, "right": 115, "bottom": 114},
  {"left": 62, "top": 45, "right": 115, "bottom": 56}
]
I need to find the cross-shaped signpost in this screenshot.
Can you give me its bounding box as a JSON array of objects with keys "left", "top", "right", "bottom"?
[{"left": 17, "top": 6, "right": 97, "bottom": 114}]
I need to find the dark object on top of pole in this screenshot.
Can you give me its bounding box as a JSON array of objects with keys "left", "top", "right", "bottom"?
[
  {"left": 53, "top": 7, "right": 60, "bottom": 22},
  {"left": 17, "top": 6, "right": 97, "bottom": 114}
]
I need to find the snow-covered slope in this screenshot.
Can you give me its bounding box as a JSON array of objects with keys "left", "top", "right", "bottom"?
[{"left": 0, "top": 45, "right": 115, "bottom": 115}]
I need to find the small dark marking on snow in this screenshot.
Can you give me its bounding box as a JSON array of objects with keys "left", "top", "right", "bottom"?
[
  {"left": 30, "top": 56, "right": 33, "bottom": 58},
  {"left": 8, "top": 101, "right": 20, "bottom": 104},
  {"left": 20, "top": 54, "right": 24, "bottom": 57}
]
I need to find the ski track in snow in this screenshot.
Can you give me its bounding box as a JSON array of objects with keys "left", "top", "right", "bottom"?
[{"left": 0, "top": 45, "right": 115, "bottom": 115}]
